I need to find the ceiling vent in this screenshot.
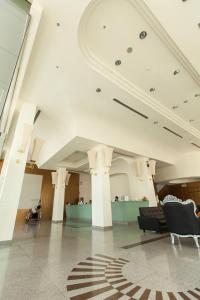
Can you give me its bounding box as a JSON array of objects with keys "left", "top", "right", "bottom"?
[
  {"left": 163, "top": 127, "right": 183, "bottom": 139},
  {"left": 191, "top": 142, "right": 200, "bottom": 149},
  {"left": 113, "top": 98, "right": 148, "bottom": 120},
  {"left": 34, "top": 109, "right": 41, "bottom": 124}
]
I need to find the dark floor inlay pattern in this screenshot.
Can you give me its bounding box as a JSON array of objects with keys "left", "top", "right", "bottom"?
[
  {"left": 122, "top": 234, "right": 169, "bottom": 249},
  {"left": 66, "top": 254, "right": 200, "bottom": 299}
]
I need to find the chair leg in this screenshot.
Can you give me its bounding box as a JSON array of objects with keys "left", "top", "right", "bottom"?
[
  {"left": 170, "top": 233, "right": 175, "bottom": 244},
  {"left": 194, "top": 236, "right": 200, "bottom": 248}
]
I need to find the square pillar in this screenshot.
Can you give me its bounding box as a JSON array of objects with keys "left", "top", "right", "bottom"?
[
  {"left": 52, "top": 169, "right": 70, "bottom": 223},
  {"left": 88, "top": 145, "right": 113, "bottom": 229},
  {"left": 0, "top": 103, "right": 37, "bottom": 242}
]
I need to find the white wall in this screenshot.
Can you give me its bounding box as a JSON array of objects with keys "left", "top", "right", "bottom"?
[
  {"left": 18, "top": 173, "right": 43, "bottom": 209},
  {"left": 110, "top": 173, "right": 130, "bottom": 202},
  {"left": 79, "top": 173, "right": 91, "bottom": 203},
  {"left": 156, "top": 152, "right": 200, "bottom": 183}
]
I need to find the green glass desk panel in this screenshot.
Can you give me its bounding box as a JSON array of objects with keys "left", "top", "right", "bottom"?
[{"left": 66, "top": 201, "right": 149, "bottom": 223}]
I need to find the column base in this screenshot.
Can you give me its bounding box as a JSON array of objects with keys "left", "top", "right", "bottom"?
[
  {"left": 92, "top": 225, "right": 113, "bottom": 231},
  {"left": 0, "top": 240, "right": 12, "bottom": 245},
  {"left": 52, "top": 220, "right": 63, "bottom": 224}
]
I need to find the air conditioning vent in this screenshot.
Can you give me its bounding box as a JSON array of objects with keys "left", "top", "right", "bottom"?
[
  {"left": 191, "top": 142, "right": 200, "bottom": 149},
  {"left": 163, "top": 127, "right": 183, "bottom": 139},
  {"left": 34, "top": 109, "right": 41, "bottom": 124},
  {"left": 113, "top": 98, "right": 148, "bottom": 119}
]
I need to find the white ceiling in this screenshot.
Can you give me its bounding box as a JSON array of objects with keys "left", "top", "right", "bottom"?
[
  {"left": 13, "top": 0, "right": 200, "bottom": 169},
  {"left": 84, "top": 0, "right": 200, "bottom": 128}
]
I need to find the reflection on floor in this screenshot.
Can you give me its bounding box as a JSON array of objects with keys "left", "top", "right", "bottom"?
[{"left": 0, "top": 222, "right": 199, "bottom": 299}]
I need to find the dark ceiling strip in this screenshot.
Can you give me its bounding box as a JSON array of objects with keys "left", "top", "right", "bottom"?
[
  {"left": 163, "top": 127, "right": 183, "bottom": 139},
  {"left": 34, "top": 109, "right": 41, "bottom": 124},
  {"left": 191, "top": 143, "right": 200, "bottom": 149},
  {"left": 113, "top": 98, "right": 148, "bottom": 119}
]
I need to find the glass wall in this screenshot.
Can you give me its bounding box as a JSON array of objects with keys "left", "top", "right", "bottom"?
[{"left": 0, "top": 0, "right": 30, "bottom": 120}]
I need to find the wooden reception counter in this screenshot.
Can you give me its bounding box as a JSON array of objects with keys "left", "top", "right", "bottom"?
[{"left": 65, "top": 200, "right": 149, "bottom": 224}]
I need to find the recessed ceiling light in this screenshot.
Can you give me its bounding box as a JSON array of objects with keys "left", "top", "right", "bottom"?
[
  {"left": 139, "top": 31, "right": 147, "bottom": 39},
  {"left": 149, "top": 88, "right": 155, "bottom": 92},
  {"left": 96, "top": 88, "right": 101, "bottom": 93},
  {"left": 153, "top": 121, "right": 159, "bottom": 125},
  {"left": 173, "top": 69, "right": 180, "bottom": 75},
  {"left": 127, "top": 47, "right": 133, "bottom": 53},
  {"left": 56, "top": 65, "right": 60, "bottom": 69},
  {"left": 194, "top": 93, "right": 200, "bottom": 98},
  {"left": 198, "top": 23, "right": 200, "bottom": 29},
  {"left": 183, "top": 100, "right": 189, "bottom": 103},
  {"left": 103, "top": 25, "right": 106, "bottom": 29},
  {"left": 115, "top": 60, "right": 121, "bottom": 66},
  {"left": 56, "top": 22, "right": 60, "bottom": 27},
  {"left": 189, "top": 119, "right": 195, "bottom": 123},
  {"left": 172, "top": 105, "right": 178, "bottom": 109}
]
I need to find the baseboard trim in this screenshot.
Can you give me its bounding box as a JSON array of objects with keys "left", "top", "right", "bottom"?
[
  {"left": 0, "top": 240, "right": 12, "bottom": 245},
  {"left": 52, "top": 220, "right": 63, "bottom": 224},
  {"left": 92, "top": 225, "right": 113, "bottom": 231}
]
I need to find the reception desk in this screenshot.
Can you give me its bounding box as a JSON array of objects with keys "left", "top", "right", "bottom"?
[{"left": 66, "top": 200, "right": 149, "bottom": 224}]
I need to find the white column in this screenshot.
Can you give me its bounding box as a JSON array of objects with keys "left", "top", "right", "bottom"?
[
  {"left": 52, "top": 168, "right": 69, "bottom": 223},
  {"left": 0, "top": 103, "right": 37, "bottom": 242},
  {"left": 133, "top": 157, "right": 157, "bottom": 206},
  {"left": 88, "top": 145, "right": 113, "bottom": 229}
]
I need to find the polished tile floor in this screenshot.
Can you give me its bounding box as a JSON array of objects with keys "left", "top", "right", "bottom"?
[{"left": 0, "top": 222, "right": 200, "bottom": 299}]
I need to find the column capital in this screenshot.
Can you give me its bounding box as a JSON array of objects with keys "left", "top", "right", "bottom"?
[
  {"left": 87, "top": 145, "right": 113, "bottom": 175},
  {"left": 51, "top": 168, "right": 70, "bottom": 188}
]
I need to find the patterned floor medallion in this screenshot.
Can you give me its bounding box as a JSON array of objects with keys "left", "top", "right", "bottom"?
[{"left": 66, "top": 254, "right": 200, "bottom": 299}]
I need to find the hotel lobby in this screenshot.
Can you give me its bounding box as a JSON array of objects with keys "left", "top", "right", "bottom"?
[{"left": 0, "top": 0, "right": 200, "bottom": 299}]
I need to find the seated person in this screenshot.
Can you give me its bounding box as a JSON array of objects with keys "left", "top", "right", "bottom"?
[
  {"left": 31, "top": 206, "right": 39, "bottom": 219},
  {"left": 114, "top": 196, "right": 119, "bottom": 202}
]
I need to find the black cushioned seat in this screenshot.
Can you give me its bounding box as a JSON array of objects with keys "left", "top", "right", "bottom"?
[
  {"left": 137, "top": 206, "right": 168, "bottom": 233},
  {"left": 163, "top": 201, "right": 200, "bottom": 248}
]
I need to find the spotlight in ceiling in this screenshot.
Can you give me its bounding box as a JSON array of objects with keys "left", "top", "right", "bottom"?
[
  {"left": 153, "top": 121, "right": 159, "bottom": 125},
  {"left": 183, "top": 100, "right": 189, "bottom": 103},
  {"left": 103, "top": 25, "right": 106, "bottom": 29},
  {"left": 56, "top": 65, "right": 60, "bottom": 69},
  {"left": 172, "top": 105, "right": 178, "bottom": 110},
  {"left": 115, "top": 60, "right": 122, "bottom": 66},
  {"left": 139, "top": 31, "right": 147, "bottom": 39},
  {"left": 195, "top": 93, "right": 200, "bottom": 98},
  {"left": 56, "top": 22, "right": 60, "bottom": 27},
  {"left": 173, "top": 69, "right": 180, "bottom": 75},
  {"left": 96, "top": 88, "right": 101, "bottom": 93},
  {"left": 189, "top": 119, "right": 195, "bottom": 123},
  {"left": 149, "top": 88, "right": 155, "bottom": 92},
  {"left": 127, "top": 47, "right": 133, "bottom": 53},
  {"left": 198, "top": 23, "right": 200, "bottom": 29}
]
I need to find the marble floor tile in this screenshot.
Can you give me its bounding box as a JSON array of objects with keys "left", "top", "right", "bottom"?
[{"left": 0, "top": 222, "right": 199, "bottom": 299}]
